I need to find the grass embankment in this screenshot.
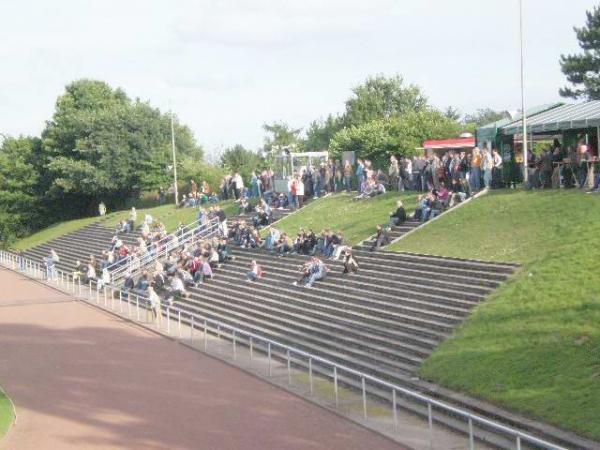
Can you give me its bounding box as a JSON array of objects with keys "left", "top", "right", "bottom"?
[
  {"left": 101, "top": 200, "right": 237, "bottom": 232},
  {"left": 0, "top": 389, "right": 14, "bottom": 439},
  {"left": 13, "top": 201, "right": 238, "bottom": 251},
  {"left": 271, "top": 192, "right": 417, "bottom": 246},
  {"left": 391, "top": 190, "right": 600, "bottom": 440}
]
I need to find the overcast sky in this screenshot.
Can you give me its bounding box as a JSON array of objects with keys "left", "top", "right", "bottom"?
[{"left": 0, "top": 0, "right": 597, "bottom": 156}]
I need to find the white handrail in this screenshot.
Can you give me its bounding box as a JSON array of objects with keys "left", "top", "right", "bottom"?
[
  {"left": 110, "top": 217, "right": 220, "bottom": 284},
  {"left": 0, "top": 249, "right": 570, "bottom": 450}
]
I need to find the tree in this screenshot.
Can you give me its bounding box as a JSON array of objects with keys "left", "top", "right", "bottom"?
[
  {"left": 42, "top": 79, "right": 202, "bottom": 215},
  {"left": 0, "top": 136, "right": 44, "bottom": 242},
  {"left": 343, "top": 74, "right": 428, "bottom": 127},
  {"left": 463, "top": 108, "right": 509, "bottom": 127},
  {"left": 444, "top": 106, "right": 462, "bottom": 121},
  {"left": 560, "top": 6, "right": 600, "bottom": 100},
  {"left": 301, "top": 114, "right": 344, "bottom": 152},
  {"left": 329, "top": 109, "right": 462, "bottom": 165},
  {"left": 262, "top": 121, "right": 302, "bottom": 152},
  {"left": 219, "top": 144, "right": 263, "bottom": 182}
]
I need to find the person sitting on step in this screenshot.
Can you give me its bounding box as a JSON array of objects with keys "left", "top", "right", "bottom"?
[
  {"left": 342, "top": 248, "right": 359, "bottom": 275},
  {"left": 389, "top": 200, "right": 407, "bottom": 227},
  {"left": 246, "top": 260, "right": 264, "bottom": 282},
  {"left": 293, "top": 256, "right": 327, "bottom": 288},
  {"left": 370, "top": 225, "right": 391, "bottom": 251}
]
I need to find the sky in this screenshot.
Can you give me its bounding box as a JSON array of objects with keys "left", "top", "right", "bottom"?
[{"left": 0, "top": 0, "right": 597, "bottom": 158}]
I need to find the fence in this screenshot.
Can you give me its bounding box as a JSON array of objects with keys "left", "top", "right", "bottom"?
[{"left": 0, "top": 249, "right": 568, "bottom": 450}]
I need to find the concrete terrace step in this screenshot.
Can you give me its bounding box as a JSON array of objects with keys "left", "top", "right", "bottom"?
[
  {"left": 231, "top": 249, "right": 493, "bottom": 303},
  {"left": 217, "top": 262, "right": 473, "bottom": 318},
  {"left": 184, "top": 288, "right": 427, "bottom": 368},
  {"left": 226, "top": 254, "right": 478, "bottom": 316},
  {"left": 174, "top": 297, "right": 420, "bottom": 377},
  {"left": 200, "top": 269, "right": 453, "bottom": 341}
]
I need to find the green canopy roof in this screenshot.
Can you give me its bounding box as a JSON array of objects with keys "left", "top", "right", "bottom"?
[{"left": 502, "top": 101, "right": 600, "bottom": 135}]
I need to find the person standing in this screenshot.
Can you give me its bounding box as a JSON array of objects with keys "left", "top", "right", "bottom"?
[
  {"left": 343, "top": 160, "right": 353, "bottom": 192},
  {"left": 470, "top": 148, "right": 482, "bottom": 192},
  {"left": 482, "top": 147, "right": 494, "bottom": 189},
  {"left": 98, "top": 202, "right": 107, "bottom": 216},
  {"left": 148, "top": 285, "right": 162, "bottom": 327},
  {"left": 388, "top": 156, "right": 400, "bottom": 191},
  {"left": 492, "top": 149, "right": 503, "bottom": 189}
]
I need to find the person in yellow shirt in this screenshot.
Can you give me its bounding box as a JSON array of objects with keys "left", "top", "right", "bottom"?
[{"left": 470, "top": 147, "right": 482, "bottom": 192}]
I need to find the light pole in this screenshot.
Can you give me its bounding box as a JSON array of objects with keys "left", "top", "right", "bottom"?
[
  {"left": 519, "top": 0, "right": 528, "bottom": 185},
  {"left": 170, "top": 110, "right": 179, "bottom": 206}
]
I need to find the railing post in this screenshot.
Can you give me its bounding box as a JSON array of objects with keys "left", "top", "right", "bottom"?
[
  {"left": 333, "top": 366, "right": 339, "bottom": 409},
  {"left": 309, "top": 357, "right": 313, "bottom": 396},
  {"left": 217, "top": 324, "right": 221, "bottom": 340},
  {"left": 361, "top": 376, "right": 367, "bottom": 419},
  {"left": 103, "top": 287, "right": 107, "bottom": 307},
  {"left": 78, "top": 277, "right": 82, "bottom": 295},
  {"left": 119, "top": 290, "right": 123, "bottom": 313},
  {"left": 95, "top": 283, "right": 99, "bottom": 303},
  {"left": 178, "top": 310, "right": 182, "bottom": 338},
  {"left": 111, "top": 286, "right": 115, "bottom": 310},
  {"left": 190, "top": 315, "right": 194, "bottom": 342},
  {"left": 286, "top": 349, "right": 291, "bottom": 385},
  {"left": 468, "top": 417, "right": 474, "bottom": 450},
  {"left": 249, "top": 337, "right": 253, "bottom": 362},
  {"left": 88, "top": 280, "right": 92, "bottom": 298},
  {"left": 127, "top": 294, "right": 131, "bottom": 317},
  {"left": 232, "top": 330, "right": 237, "bottom": 360},
  {"left": 203, "top": 319, "right": 207, "bottom": 350},
  {"left": 166, "top": 307, "right": 171, "bottom": 334},
  {"left": 516, "top": 436, "right": 521, "bottom": 450},
  {"left": 428, "top": 402, "right": 433, "bottom": 449},
  {"left": 392, "top": 389, "right": 398, "bottom": 431},
  {"left": 267, "top": 343, "right": 272, "bottom": 376},
  {"left": 136, "top": 295, "right": 140, "bottom": 321}
]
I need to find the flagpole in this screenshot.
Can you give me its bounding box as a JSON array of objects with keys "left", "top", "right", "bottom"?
[
  {"left": 519, "top": 0, "right": 528, "bottom": 185},
  {"left": 170, "top": 110, "right": 179, "bottom": 206}
]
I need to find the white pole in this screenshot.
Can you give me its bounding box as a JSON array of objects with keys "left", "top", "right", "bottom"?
[
  {"left": 171, "top": 110, "right": 179, "bottom": 206},
  {"left": 519, "top": 0, "right": 528, "bottom": 185}
]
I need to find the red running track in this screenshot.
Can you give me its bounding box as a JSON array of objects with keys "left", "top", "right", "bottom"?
[{"left": 0, "top": 267, "right": 404, "bottom": 450}]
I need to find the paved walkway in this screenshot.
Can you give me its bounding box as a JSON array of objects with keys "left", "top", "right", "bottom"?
[{"left": 0, "top": 267, "right": 404, "bottom": 450}]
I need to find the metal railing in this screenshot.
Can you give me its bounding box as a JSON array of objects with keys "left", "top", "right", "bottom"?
[
  {"left": 108, "top": 217, "right": 220, "bottom": 284},
  {"left": 0, "top": 249, "right": 568, "bottom": 450}
]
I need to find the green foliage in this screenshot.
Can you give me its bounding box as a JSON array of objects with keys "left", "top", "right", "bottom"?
[
  {"left": 343, "top": 74, "right": 428, "bottom": 127},
  {"left": 443, "top": 106, "right": 462, "bottom": 121},
  {"left": 262, "top": 121, "right": 302, "bottom": 152},
  {"left": 0, "top": 390, "right": 14, "bottom": 439},
  {"left": 301, "top": 115, "right": 345, "bottom": 152},
  {"left": 42, "top": 79, "right": 203, "bottom": 214},
  {"left": 219, "top": 144, "right": 263, "bottom": 182},
  {"left": 560, "top": 6, "right": 600, "bottom": 99},
  {"left": 0, "top": 136, "right": 44, "bottom": 242},
  {"left": 329, "top": 110, "right": 462, "bottom": 162},
  {"left": 391, "top": 190, "right": 600, "bottom": 439},
  {"left": 179, "top": 156, "right": 225, "bottom": 196}
]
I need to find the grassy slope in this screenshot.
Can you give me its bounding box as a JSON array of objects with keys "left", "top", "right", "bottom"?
[
  {"left": 390, "top": 190, "right": 600, "bottom": 439},
  {"left": 271, "top": 192, "right": 417, "bottom": 246},
  {"left": 0, "top": 390, "right": 14, "bottom": 439},
  {"left": 13, "top": 201, "right": 237, "bottom": 251}
]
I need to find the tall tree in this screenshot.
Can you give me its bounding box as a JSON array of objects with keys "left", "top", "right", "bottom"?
[
  {"left": 42, "top": 79, "right": 202, "bottom": 214},
  {"left": 0, "top": 136, "right": 44, "bottom": 242},
  {"left": 329, "top": 109, "right": 462, "bottom": 165},
  {"left": 219, "top": 144, "right": 263, "bottom": 181},
  {"left": 301, "top": 114, "right": 344, "bottom": 152},
  {"left": 262, "top": 121, "right": 302, "bottom": 152},
  {"left": 560, "top": 6, "right": 600, "bottom": 100},
  {"left": 343, "top": 74, "right": 428, "bottom": 127}
]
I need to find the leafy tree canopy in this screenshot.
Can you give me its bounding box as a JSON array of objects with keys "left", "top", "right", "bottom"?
[
  {"left": 329, "top": 109, "right": 462, "bottom": 164},
  {"left": 301, "top": 114, "right": 345, "bottom": 152},
  {"left": 262, "top": 121, "right": 302, "bottom": 152},
  {"left": 560, "top": 6, "right": 600, "bottom": 100},
  {"left": 42, "top": 79, "right": 203, "bottom": 213},
  {"left": 343, "top": 74, "right": 428, "bottom": 127},
  {"left": 463, "top": 108, "right": 510, "bottom": 127},
  {"left": 219, "top": 144, "right": 264, "bottom": 181}
]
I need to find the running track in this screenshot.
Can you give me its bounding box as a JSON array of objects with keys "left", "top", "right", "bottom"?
[{"left": 0, "top": 267, "right": 404, "bottom": 450}]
